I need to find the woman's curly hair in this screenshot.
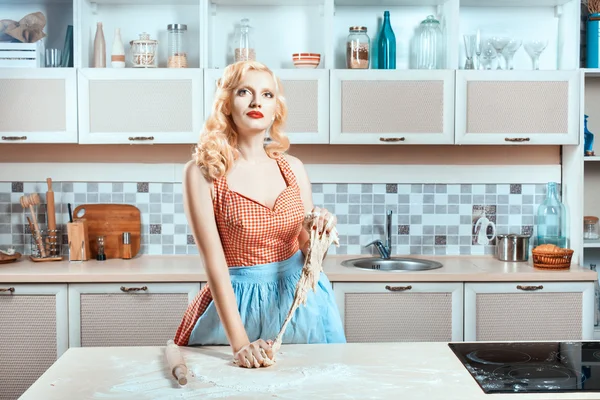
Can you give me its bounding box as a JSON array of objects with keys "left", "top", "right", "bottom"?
[{"left": 193, "top": 60, "right": 289, "bottom": 180}]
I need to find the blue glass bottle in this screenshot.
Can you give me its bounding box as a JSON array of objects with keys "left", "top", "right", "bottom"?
[
  {"left": 536, "top": 182, "right": 567, "bottom": 248},
  {"left": 377, "top": 11, "right": 396, "bottom": 69},
  {"left": 585, "top": 114, "right": 595, "bottom": 156}
]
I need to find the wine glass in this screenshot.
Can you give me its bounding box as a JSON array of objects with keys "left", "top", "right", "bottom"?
[
  {"left": 502, "top": 38, "right": 522, "bottom": 70},
  {"left": 524, "top": 39, "right": 548, "bottom": 70},
  {"left": 463, "top": 34, "right": 476, "bottom": 70},
  {"left": 489, "top": 36, "right": 510, "bottom": 69},
  {"left": 480, "top": 41, "right": 497, "bottom": 70}
]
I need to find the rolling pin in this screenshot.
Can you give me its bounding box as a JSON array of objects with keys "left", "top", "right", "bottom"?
[
  {"left": 46, "top": 178, "right": 57, "bottom": 256},
  {"left": 166, "top": 340, "right": 188, "bottom": 385}
]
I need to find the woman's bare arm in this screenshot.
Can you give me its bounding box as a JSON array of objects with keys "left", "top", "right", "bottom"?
[{"left": 182, "top": 160, "right": 250, "bottom": 352}]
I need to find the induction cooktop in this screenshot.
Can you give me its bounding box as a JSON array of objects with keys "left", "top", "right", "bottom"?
[{"left": 449, "top": 341, "right": 600, "bottom": 394}]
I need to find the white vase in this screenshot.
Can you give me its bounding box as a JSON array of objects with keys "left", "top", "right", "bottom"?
[
  {"left": 111, "top": 28, "right": 125, "bottom": 68},
  {"left": 93, "top": 22, "right": 106, "bottom": 68}
]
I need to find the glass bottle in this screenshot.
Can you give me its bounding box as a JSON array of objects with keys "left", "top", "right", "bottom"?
[
  {"left": 377, "top": 11, "right": 396, "bottom": 69},
  {"left": 417, "top": 15, "right": 443, "bottom": 69},
  {"left": 536, "top": 182, "right": 568, "bottom": 248},
  {"left": 585, "top": 114, "right": 595, "bottom": 156},
  {"left": 346, "top": 26, "right": 370, "bottom": 69},
  {"left": 233, "top": 18, "right": 255, "bottom": 62},
  {"left": 584, "top": 216, "right": 599, "bottom": 240},
  {"left": 167, "top": 24, "right": 188, "bottom": 68}
]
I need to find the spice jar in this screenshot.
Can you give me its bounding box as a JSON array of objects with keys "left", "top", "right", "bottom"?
[
  {"left": 233, "top": 18, "right": 255, "bottom": 62},
  {"left": 130, "top": 32, "right": 158, "bottom": 68},
  {"left": 167, "top": 24, "right": 187, "bottom": 68},
  {"left": 584, "top": 216, "right": 599, "bottom": 240},
  {"left": 346, "top": 26, "right": 370, "bottom": 69}
]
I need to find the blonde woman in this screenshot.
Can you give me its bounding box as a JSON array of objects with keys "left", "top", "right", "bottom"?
[{"left": 174, "top": 61, "right": 345, "bottom": 368}]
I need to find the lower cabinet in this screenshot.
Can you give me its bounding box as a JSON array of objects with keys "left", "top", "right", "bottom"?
[
  {"left": 333, "top": 282, "right": 464, "bottom": 342},
  {"left": 68, "top": 282, "right": 200, "bottom": 347},
  {"left": 464, "top": 282, "right": 595, "bottom": 341},
  {"left": 0, "top": 284, "right": 68, "bottom": 400}
]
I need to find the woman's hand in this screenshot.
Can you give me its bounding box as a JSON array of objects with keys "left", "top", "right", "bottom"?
[
  {"left": 311, "top": 206, "right": 337, "bottom": 236},
  {"left": 234, "top": 339, "right": 274, "bottom": 368}
]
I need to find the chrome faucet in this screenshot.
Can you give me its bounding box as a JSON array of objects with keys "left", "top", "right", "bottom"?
[{"left": 365, "top": 210, "right": 392, "bottom": 259}]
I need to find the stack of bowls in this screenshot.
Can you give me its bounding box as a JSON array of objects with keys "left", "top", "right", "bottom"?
[{"left": 292, "top": 53, "right": 320, "bottom": 68}]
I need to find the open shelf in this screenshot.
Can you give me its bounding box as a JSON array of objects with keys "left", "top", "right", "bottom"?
[
  {"left": 585, "top": 240, "right": 600, "bottom": 248},
  {"left": 461, "top": 0, "right": 573, "bottom": 6},
  {"left": 212, "top": 0, "right": 324, "bottom": 4},
  {"left": 335, "top": 0, "right": 447, "bottom": 6}
]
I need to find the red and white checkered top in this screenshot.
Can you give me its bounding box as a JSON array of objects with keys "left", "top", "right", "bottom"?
[{"left": 174, "top": 156, "right": 305, "bottom": 346}]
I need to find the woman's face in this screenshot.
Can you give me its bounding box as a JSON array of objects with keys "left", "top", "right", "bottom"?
[{"left": 229, "top": 70, "right": 277, "bottom": 136}]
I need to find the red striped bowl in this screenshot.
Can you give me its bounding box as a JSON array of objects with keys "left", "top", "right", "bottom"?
[{"left": 292, "top": 53, "right": 320, "bottom": 69}]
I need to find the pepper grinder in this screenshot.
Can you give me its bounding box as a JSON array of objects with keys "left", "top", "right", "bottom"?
[
  {"left": 122, "top": 232, "right": 132, "bottom": 259},
  {"left": 96, "top": 235, "right": 106, "bottom": 261}
]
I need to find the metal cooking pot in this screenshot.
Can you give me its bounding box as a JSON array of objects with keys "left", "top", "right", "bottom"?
[{"left": 496, "top": 234, "right": 531, "bottom": 262}]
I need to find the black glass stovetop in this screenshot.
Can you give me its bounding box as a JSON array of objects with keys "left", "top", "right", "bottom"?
[{"left": 449, "top": 341, "right": 600, "bottom": 394}]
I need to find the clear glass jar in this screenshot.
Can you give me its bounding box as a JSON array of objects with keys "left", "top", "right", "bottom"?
[
  {"left": 536, "top": 182, "right": 568, "bottom": 247},
  {"left": 346, "top": 26, "right": 370, "bottom": 69},
  {"left": 167, "top": 24, "right": 187, "bottom": 68},
  {"left": 416, "top": 15, "right": 443, "bottom": 69},
  {"left": 233, "top": 18, "right": 255, "bottom": 62},
  {"left": 584, "top": 216, "right": 599, "bottom": 240},
  {"left": 129, "top": 32, "right": 158, "bottom": 68}
]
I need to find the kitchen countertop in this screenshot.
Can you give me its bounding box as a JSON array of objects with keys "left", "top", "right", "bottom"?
[
  {"left": 0, "top": 254, "right": 595, "bottom": 283},
  {"left": 19, "top": 342, "right": 600, "bottom": 400}
]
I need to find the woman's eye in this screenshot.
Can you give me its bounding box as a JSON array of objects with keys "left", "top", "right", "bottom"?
[
  {"left": 264, "top": 92, "right": 274, "bottom": 98},
  {"left": 237, "top": 89, "right": 250, "bottom": 96}
]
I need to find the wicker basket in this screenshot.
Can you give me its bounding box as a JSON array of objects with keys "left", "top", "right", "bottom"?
[{"left": 532, "top": 248, "right": 574, "bottom": 270}]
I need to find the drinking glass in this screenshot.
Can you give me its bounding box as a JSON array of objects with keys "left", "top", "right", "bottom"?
[
  {"left": 502, "top": 38, "right": 522, "bottom": 70},
  {"left": 45, "top": 48, "right": 62, "bottom": 68},
  {"left": 480, "top": 41, "right": 497, "bottom": 70},
  {"left": 524, "top": 39, "right": 548, "bottom": 70},
  {"left": 489, "top": 36, "right": 510, "bottom": 69},
  {"left": 463, "top": 34, "right": 476, "bottom": 70}
]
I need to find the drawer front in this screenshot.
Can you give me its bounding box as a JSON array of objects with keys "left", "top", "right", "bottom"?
[
  {"left": 79, "top": 292, "right": 189, "bottom": 347},
  {"left": 344, "top": 292, "right": 453, "bottom": 342},
  {"left": 475, "top": 292, "right": 582, "bottom": 341}
]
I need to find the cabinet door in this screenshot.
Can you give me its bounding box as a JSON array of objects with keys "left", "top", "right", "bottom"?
[
  {"left": 68, "top": 282, "right": 200, "bottom": 347},
  {"left": 204, "top": 69, "right": 329, "bottom": 144},
  {"left": 78, "top": 69, "right": 203, "bottom": 144},
  {"left": 0, "top": 284, "right": 68, "bottom": 400},
  {"left": 330, "top": 70, "right": 455, "bottom": 144},
  {"left": 464, "top": 282, "right": 594, "bottom": 341},
  {"left": 455, "top": 70, "right": 580, "bottom": 145},
  {"left": 333, "top": 282, "right": 463, "bottom": 342},
  {"left": 0, "top": 69, "right": 77, "bottom": 144}
]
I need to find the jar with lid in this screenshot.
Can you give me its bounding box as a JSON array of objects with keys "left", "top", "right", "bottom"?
[
  {"left": 232, "top": 18, "right": 255, "bottom": 62},
  {"left": 346, "top": 26, "right": 370, "bottom": 69},
  {"left": 584, "top": 216, "right": 599, "bottom": 240},
  {"left": 129, "top": 32, "right": 158, "bottom": 68},
  {"left": 167, "top": 24, "right": 187, "bottom": 68},
  {"left": 416, "top": 15, "right": 444, "bottom": 69}
]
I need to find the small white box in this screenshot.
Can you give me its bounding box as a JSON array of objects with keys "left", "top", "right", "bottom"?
[{"left": 0, "top": 41, "right": 44, "bottom": 68}]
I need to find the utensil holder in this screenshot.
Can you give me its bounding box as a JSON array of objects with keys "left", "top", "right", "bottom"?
[
  {"left": 67, "top": 219, "right": 91, "bottom": 261},
  {"left": 30, "top": 228, "right": 62, "bottom": 262}
]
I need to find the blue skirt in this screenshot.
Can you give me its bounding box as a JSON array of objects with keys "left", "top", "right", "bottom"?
[{"left": 188, "top": 250, "right": 347, "bottom": 346}]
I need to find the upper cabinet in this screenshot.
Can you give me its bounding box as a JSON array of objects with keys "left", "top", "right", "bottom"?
[
  {"left": 77, "top": 69, "right": 203, "bottom": 144},
  {"left": 330, "top": 70, "right": 455, "bottom": 145},
  {"left": 455, "top": 70, "right": 580, "bottom": 145},
  {"left": 204, "top": 69, "right": 329, "bottom": 144},
  {"left": 0, "top": 69, "right": 77, "bottom": 144}
]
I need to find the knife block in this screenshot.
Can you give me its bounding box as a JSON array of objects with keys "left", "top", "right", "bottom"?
[{"left": 67, "top": 219, "right": 91, "bottom": 261}]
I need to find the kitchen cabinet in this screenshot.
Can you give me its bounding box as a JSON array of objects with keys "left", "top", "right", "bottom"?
[
  {"left": 329, "top": 70, "right": 455, "bottom": 144},
  {"left": 333, "top": 282, "right": 463, "bottom": 342},
  {"left": 204, "top": 68, "right": 329, "bottom": 144},
  {"left": 455, "top": 70, "right": 580, "bottom": 145},
  {"left": 0, "top": 284, "right": 68, "bottom": 400},
  {"left": 77, "top": 69, "right": 203, "bottom": 144},
  {"left": 0, "top": 69, "right": 78, "bottom": 144},
  {"left": 464, "top": 282, "right": 594, "bottom": 341},
  {"left": 68, "top": 282, "right": 200, "bottom": 347}
]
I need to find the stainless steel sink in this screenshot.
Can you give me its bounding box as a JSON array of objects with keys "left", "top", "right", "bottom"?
[{"left": 341, "top": 257, "right": 443, "bottom": 271}]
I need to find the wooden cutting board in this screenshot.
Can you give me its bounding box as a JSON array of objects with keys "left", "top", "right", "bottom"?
[{"left": 72, "top": 204, "right": 141, "bottom": 260}]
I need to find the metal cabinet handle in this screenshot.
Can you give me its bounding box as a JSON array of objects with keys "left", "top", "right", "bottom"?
[
  {"left": 0, "top": 287, "right": 15, "bottom": 293},
  {"left": 120, "top": 286, "right": 148, "bottom": 292},
  {"left": 504, "top": 137, "right": 530, "bottom": 142},
  {"left": 1, "top": 136, "right": 27, "bottom": 141},
  {"left": 379, "top": 137, "right": 405, "bottom": 142},
  {"left": 128, "top": 136, "right": 154, "bottom": 141},
  {"left": 385, "top": 285, "right": 412, "bottom": 292},
  {"left": 516, "top": 285, "right": 543, "bottom": 291}
]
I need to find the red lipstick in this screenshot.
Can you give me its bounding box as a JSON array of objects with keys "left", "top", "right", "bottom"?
[{"left": 247, "top": 111, "right": 264, "bottom": 119}]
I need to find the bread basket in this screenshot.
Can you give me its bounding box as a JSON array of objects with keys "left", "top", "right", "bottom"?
[{"left": 532, "top": 246, "right": 574, "bottom": 270}]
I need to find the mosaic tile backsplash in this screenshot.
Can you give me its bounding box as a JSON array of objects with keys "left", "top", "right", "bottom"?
[{"left": 0, "top": 182, "right": 551, "bottom": 257}]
